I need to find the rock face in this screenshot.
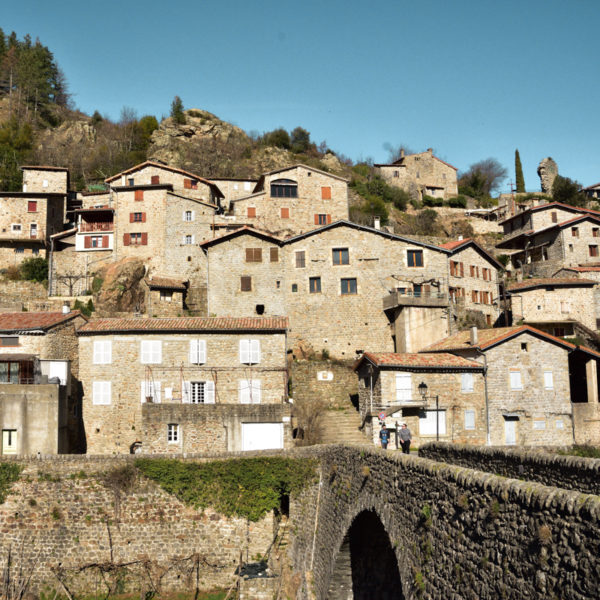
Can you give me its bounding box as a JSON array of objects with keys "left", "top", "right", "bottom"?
[
  {"left": 537, "top": 157, "right": 558, "bottom": 194},
  {"left": 94, "top": 258, "right": 146, "bottom": 316}
]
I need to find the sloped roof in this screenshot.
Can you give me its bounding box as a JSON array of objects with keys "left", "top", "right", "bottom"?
[
  {"left": 498, "top": 202, "right": 600, "bottom": 226},
  {"left": 252, "top": 164, "right": 348, "bottom": 193},
  {"left": 439, "top": 238, "right": 473, "bottom": 250},
  {"left": 354, "top": 352, "right": 483, "bottom": 371},
  {"left": 199, "top": 226, "right": 283, "bottom": 248},
  {"left": 20, "top": 165, "right": 69, "bottom": 172},
  {"left": 507, "top": 278, "right": 596, "bottom": 293},
  {"left": 145, "top": 277, "right": 187, "bottom": 291},
  {"left": 0, "top": 311, "right": 83, "bottom": 332},
  {"left": 438, "top": 238, "right": 503, "bottom": 269},
  {"left": 375, "top": 150, "right": 458, "bottom": 171},
  {"left": 78, "top": 316, "right": 288, "bottom": 334}
]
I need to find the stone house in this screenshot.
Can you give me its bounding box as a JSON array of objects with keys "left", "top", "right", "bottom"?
[
  {"left": 353, "top": 352, "right": 486, "bottom": 448},
  {"left": 144, "top": 277, "right": 187, "bottom": 318},
  {"left": 582, "top": 182, "right": 600, "bottom": 201},
  {"left": 554, "top": 265, "right": 600, "bottom": 327},
  {"left": 506, "top": 278, "right": 597, "bottom": 336},
  {"left": 201, "top": 220, "right": 451, "bottom": 358},
  {"left": 0, "top": 166, "right": 68, "bottom": 266},
  {"left": 207, "top": 177, "right": 258, "bottom": 204},
  {"left": 77, "top": 316, "right": 290, "bottom": 454},
  {"left": 422, "top": 325, "right": 600, "bottom": 446},
  {"left": 228, "top": 165, "right": 349, "bottom": 236},
  {"left": 374, "top": 148, "right": 458, "bottom": 200},
  {"left": 0, "top": 310, "right": 87, "bottom": 454},
  {"left": 439, "top": 238, "right": 502, "bottom": 327}
]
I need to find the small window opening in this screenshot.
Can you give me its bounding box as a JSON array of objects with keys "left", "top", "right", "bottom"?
[
  {"left": 521, "top": 343, "right": 528, "bottom": 351},
  {"left": 256, "top": 304, "right": 265, "bottom": 315}
]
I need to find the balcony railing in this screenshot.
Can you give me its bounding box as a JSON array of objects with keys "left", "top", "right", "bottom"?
[
  {"left": 383, "top": 289, "right": 448, "bottom": 310},
  {"left": 79, "top": 222, "right": 114, "bottom": 233}
]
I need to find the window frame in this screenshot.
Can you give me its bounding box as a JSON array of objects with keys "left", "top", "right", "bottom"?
[
  {"left": 407, "top": 249, "right": 424, "bottom": 268},
  {"left": 309, "top": 276, "right": 322, "bottom": 294},
  {"left": 240, "top": 339, "right": 261, "bottom": 364},
  {"left": 240, "top": 276, "right": 252, "bottom": 292},
  {"left": 92, "top": 381, "right": 111, "bottom": 405},
  {"left": 93, "top": 340, "right": 112, "bottom": 365},
  {"left": 140, "top": 340, "right": 162, "bottom": 364},
  {"left": 332, "top": 248, "right": 349, "bottom": 266},
  {"left": 340, "top": 278, "right": 357, "bottom": 295},
  {"left": 167, "top": 423, "right": 180, "bottom": 443}
]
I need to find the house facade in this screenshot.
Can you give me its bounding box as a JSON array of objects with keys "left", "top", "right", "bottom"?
[
  {"left": 78, "top": 316, "right": 290, "bottom": 454},
  {"left": 375, "top": 149, "right": 458, "bottom": 200},
  {"left": 354, "top": 352, "right": 486, "bottom": 448}
]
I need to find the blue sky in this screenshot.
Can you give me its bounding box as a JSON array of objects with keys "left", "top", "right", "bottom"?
[{"left": 4, "top": 0, "right": 600, "bottom": 191}]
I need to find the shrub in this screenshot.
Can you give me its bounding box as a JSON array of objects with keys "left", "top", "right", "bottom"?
[
  {"left": 0, "top": 464, "right": 21, "bottom": 503},
  {"left": 446, "top": 195, "right": 467, "bottom": 208},
  {"left": 263, "top": 128, "right": 291, "bottom": 150},
  {"left": 91, "top": 276, "right": 104, "bottom": 294},
  {"left": 19, "top": 257, "right": 48, "bottom": 282},
  {"left": 422, "top": 195, "right": 443, "bottom": 207}
]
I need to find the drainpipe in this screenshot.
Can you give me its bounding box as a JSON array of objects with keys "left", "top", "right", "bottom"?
[
  {"left": 477, "top": 349, "right": 491, "bottom": 445},
  {"left": 48, "top": 235, "right": 55, "bottom": 296}
]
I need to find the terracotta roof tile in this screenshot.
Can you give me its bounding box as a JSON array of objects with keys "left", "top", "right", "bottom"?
[
  {"left": 79, "top": 316, "right": 288, "bottom": 334},
  {"left": 146, "top": 277, "right": 187, "bottom": 291},
  {"left": 0, "top": 311, "right": 82, "bottom": 332},
  {"left": 439, "top": 238, "right": 472, "bottom": 250},
  {"left": 358, "top": 352, "right": 483, "bottom": 370},
  {"left": 507, "top": 278, "right": 596, "bottom": 292}
]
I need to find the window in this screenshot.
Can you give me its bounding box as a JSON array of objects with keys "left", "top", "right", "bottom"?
[
  {"left": 134, "top": 190, "right": 144, "bottom": 201},
  {"left": 569, "top": 244, "right": 573, "bottom": 252},
  {"left": 270, "top": 179, "right": 298, "bottom": 198},
  {"left": 32, "top": 248, "right": 39, "bottom": 255},
  {"left": 332, "top": 248, "right": 349, "bottom": 265},
  {"left": 291, "top": 283, "right": 298, "bottom": 292},
  {"left": 472, "top": 290, "right": 479, "bottom": 303},
  {"left": 189, "top": 339, "right": 206, "bottom": 364},
  {"left": 590, "top": 245, "right": 599, "bottom": 257},
  {"left": 93, "top": 341, "right": 112, "bottom": 364},
  {"left": 141, "top": 380, "right": 161, "bottom": 403},
  {"left": 309, "top": 277, "right": 321, "bottom": 293},
  {"left": 15, "top": 247, "right": 24, "bottom": 254},
  {"left": 183, "top": 380, "right": 215, "bottom": 404},
  {"left": 321, "top": 186, "right": 332, "bottom": 200},
  {"left": 543, "top": 370, "right": 554, "bottom": 390},
  {"left": 280, "top": 207, "right": 289, "bottom": 219},
  {"left": 125, "top": 232, "right": 147, "bottom": 246},
  {"left": 551, "top": 211, "right": 557, "bottom": 223},
  {"left": 167, "top": 424, "right": 179, "bottom": 443},
  {"left": 510, "top": 370, "right": 523, "bottom": 390},
  {"left": 42, "top": 179, "right": 48, "bottom": 188},
  {"left": 341, "top": 278, "right": 357, "bottom": 295},
  {"left": 151, "top": 175, "right": 160, "bottom": 185},
  {"left": 393, "top": 170, "right": 399, "bottom": 178},
  {"left": 295, "top": 251, "right": 306, "bottom": 268},
  {"left": 419, "top": 410, "right": 447, "bottom": 435},
  {"left": 11, "top": 224, "right": 22, "bottom": 233},
  {"left": 270, "top": 247, "right": 279, "bottom": 262},
  {"left": 245, "top": 248, "right": 262, "bottom": 262},
  {"left": 133, "top": 212, "right": 143, "bottom": 222},
  {"left": 160, "top": 290, "right": 173, "bottom": 302},
  {"left": 240, "top": 339, "right": 260, "bottom": 364},
  {"left": 184, "top": 178, "right": 198, "bottom": 189},
  {"left": 594, "top": 228, "right": 599, "bottom": 238},
  {"left": 239, "top": 379, "right": 261, "bottom": 403},
  {"left": 128, "top": 178, "right": 134, "bottom": 186},
  {"left": 244, "top": 182, "right": 251, "bottom": 191},
  {"left": 92, "top": 381, "right": 111, "bottom": 405},
  {"left": 461, "top": 373, "right": 474, "bottom": 393},
  {"left": 140, "top": 340, "right": 162, "bottom": 364},
  {"left": 247, "top": 207, "right": 256, "bottom": 218},
  {"left": 464, "top": 410, "right": 475, "bottom": 430},
  {"left": 89, "top": 235, "right": 102, "bottom": 248},
  {"left": 470, "top": 265, "right": 475, "bottom": 277},
  {"left": 572, "top": 227, "right": 579, "bottom": 237},
  {"left": 533, "top": 420, "right": 546, "bottom": 430},
  {"left": 184, "top": 235, "right": 194, "bottom": 245},
  {"left": 27, "top": 201, "right": 37, "bottom": 212},
  {"left": 240, "top": 276, "right": 252, "bottom": 291},
  {"left": 0, "top": 337, "right": 18, "bottom": 347},
  {"left": 560, "top": 301, "right": 571, "bottom": 314},
  {"left": 395, "top": 373, "right": 412, "bottom": 402},
  {"left": 184, "top": 210, "right": 193, "bottom": 222},
  {"left": 407, "top": 250, "right": 423, "bottom": 268},
  {"left": 315, "top": 214, "right": 329, "bottom": 225}
]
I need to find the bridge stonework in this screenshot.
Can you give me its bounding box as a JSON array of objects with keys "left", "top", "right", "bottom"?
[{"left": 288, "top": 446, "right": 600, "bottom": 600}]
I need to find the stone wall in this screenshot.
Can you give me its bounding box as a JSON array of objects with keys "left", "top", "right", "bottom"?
[
  {"left": 418, "top": 442, "right": 600, "bottom": 495},
  {"left": 288, "top": 445, "right": 600, "bottom": 600},
  {"left": 22, "top": 168, "right": 68, "bottom": 194},
  {"left": 0, "top": 280, "right": 48, "bottom": 311}
]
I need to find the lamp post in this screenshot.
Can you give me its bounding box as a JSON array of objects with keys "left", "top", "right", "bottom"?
[{"left": 418, "top": 381, "right": 440, "bottom": 441}]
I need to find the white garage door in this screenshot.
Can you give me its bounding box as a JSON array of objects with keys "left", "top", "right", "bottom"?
[{"left": 242, "top": 423, "right": 283, "bottom": 451}]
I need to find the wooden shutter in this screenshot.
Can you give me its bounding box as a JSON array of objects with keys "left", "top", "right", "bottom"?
[
  {"left": 129, "top": 213, "right": 135, "bottom": 223},
  {"left": 314, "top": 214, "right": 319, "bottom": 225},
  {"left": 281, "top": 207, "right": 289, "bottom": 219},
  {"left": 460, "top": 263, "right": 464, "bottom": 277},
  {"left": 151, "top": 175, "right": 159, "bottom": 184},
  {"left": 326, "top": 214, "right": 332, "bottom": 224},
  {"left": 240, "top": 276, "right": 251, "bottom": 291},
  {"left": 321, "top": 186, "right": 332, "bottom": 200},
  {"left": 27, "top": 200, "right": 37, "bottom": 212},
  {"left": 247, "top": 207, "right": 256, "bottom": 218},
  {"left": 270, "top": 247, "right": 279, "bottom": 262},
  {"left": 184, "top": 178, "right": 191, "bottom": 189},
  {"left": 123, "top": 233, "right": 130, "bottom": 246},
  {"left": 245, "top": 248, "right": 253, "bottom": 262},
  {"left": 142, "top": 212, "right": 146, "bottom": 223},
  {"left": 84, "top": 236, "right": 92, "bottom": 248},
  {"left": 141, "top": 232, "right": 148, "bottom": 245},
  {"left": 102, "top": 236, "right": 109, "bottom": 248},
  {"left": 135, "top": 190, "right": 144, "bottom": 201}
]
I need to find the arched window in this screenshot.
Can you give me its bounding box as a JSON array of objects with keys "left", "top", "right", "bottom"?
[{"left": 270, "top": 179, "right": 298, "bottom": 198}]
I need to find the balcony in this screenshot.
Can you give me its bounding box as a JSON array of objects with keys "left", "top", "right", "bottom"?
[
  {"left": 79, "top": 221, "right": 114, "bottom": 233},
  {"left": 383, "top": 289, "right": 448, "bottom": 311}
]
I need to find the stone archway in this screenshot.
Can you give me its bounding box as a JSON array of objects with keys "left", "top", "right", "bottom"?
[{"left": 326, "top": 510, "right": 404, "bottom": 599}]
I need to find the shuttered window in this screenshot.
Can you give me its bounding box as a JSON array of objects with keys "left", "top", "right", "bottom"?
[
  {"left": 247, "top": 207, "right": 256, "bottom": 218},
  {"left": 245, "top": 248, "right": 262, "bottom": 262},
  {"left": 509, "top": 370, "right": 523, "bottom": 390},
  {"left": 461, "top": 372, "right": 474, "bottom": 392},
  {"left": 543, "top": 370, "right": 554, "bottom": 390},
  {"left": 93, "top": 341, "right": 112, "bottom": 364},
  {"left": 151, "top": 175, "right": 160, "bottom": 184},
  {"left": 280, "top": 207, "right": 289, "bottom": 219},
  {"left": 270, "top": 247, "right": 279, "bottom": 262},
  {"left": 141, "top": 381, "right": 161, "bottom": 403},
  {"left": 183, "top": 380, "right": 215, "bottom": 404},
  {"left": 239, "top": 339, "right": 260, "bottom": 364},
  {"left": 140, "top": 340, "right": 162, "bottom": 364},
  {"left": 189, "top": 339, "right": 207, "bottom": 364},
  {"left": 27, "top": 201, "right": 37, "bottom": 212},
  {"left": 239, "top": 379, "right": 261, "bottom": 404},
  {"left": 295, "top": 251, "right": 306, "bottom": 268},
  {"left": 92, "top": 381, "right": 111, "bottom": 405},
  {"left": 135, "top": 190, "right": 144, "bottom": 201},
  {"left": 240, "top": 276, "right": 252, "bottom": 291},
  {"left": 321, "top": 186, "right": 332, "bottom": 200},
  {"left": 395, "top": 373, "right": 412, "bottom": 402}
]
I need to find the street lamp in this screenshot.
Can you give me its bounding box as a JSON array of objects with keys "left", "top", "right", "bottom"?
[{"left": 418, "top": 381, "right": 440, "bottom": 441}]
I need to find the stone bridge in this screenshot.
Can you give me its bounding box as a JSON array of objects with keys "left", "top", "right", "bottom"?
[{"left": 288, "top": 445, "right": 600, "bottom": 600}]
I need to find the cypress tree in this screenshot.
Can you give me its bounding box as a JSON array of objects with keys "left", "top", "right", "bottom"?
[{"left": 515, "top": 149, "right": 525, "bottom": 193}]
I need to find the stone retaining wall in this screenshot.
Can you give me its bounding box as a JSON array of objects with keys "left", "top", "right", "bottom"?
[{"left": 418, "top": 442, "right": 600, "bottom": 495}]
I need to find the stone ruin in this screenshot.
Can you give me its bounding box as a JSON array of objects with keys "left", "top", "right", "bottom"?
[{"left": 537, "top": 157, "right": 558, "bottom": 194}]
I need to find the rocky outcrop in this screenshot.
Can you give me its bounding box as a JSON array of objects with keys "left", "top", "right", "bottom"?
[
  {"left": 537, "top": 157, "right": 558, "bottom": 194},
  {"left": 94, "top": 257, "right": 146, "bottom": 316}
]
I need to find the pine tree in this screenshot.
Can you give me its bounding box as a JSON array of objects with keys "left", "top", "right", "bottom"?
[
  {"left": 170, "top": 96, "right": 186, "bottom": 125},
  {"left": 515, "top": 149, "right": 525, "bottom": 193}
]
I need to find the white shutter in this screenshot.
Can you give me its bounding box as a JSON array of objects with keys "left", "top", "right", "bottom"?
[
  {"left": 543, "top": 371, "right": 554, "bottom": 390},
  {"left": 461, "top": 373, "right": 474, "bottom": 393},
  {"left": 198, "top": 340, "right": 206, "bottom": 363},
  {"left": 240, "top": 340, "right": 250, "bottom": 363},
  {"left": 250, "top": 339, "right": 261, "bottom": 364},
  {"left": 205, "top": 380, "right": 215, "bottom": 403},
  {"left": 93, "top": 381, "right": 111, "bottom": 405},
  {"left": 189, "top": 340, "right": 198, "bottom": 364},
  {"left": 141, "top": 341, "right": 151, "bottom": 364},
  {"left": 182, "top": 381, "right": 191, "bottom": 403},
  {"left": 142, "top": 341, "right": 161, "bottom": 364},
  {"left": 251, "top": 380, "right": 261, "bottom": 404},
  {"left": 192, "top": 210, "right": 195, "bottom": 222},
  {"left": 141, "top": 381, "right": 161, "bottom": 403},
  {"left": 395, "top": 373, "right": 412, "bottom": 402},
  {"left": 93, "top": 341, "right": 102, "bottom": 364},
  {"left": 510, "top": 371, "right": 523, "bottom": 390},
  {"left": 464, "top": 410, "right": 475, "bottom": 430},
  {"left": 239, "top": 379, "right": 250, "bottom": 403},
  {"left": 93, "top": 341, "right": 111, "bottom": 364}
]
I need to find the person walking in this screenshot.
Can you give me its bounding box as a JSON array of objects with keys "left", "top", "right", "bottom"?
[
  {"left": 379, "top": 424, "right": 390, "bottom": 449},
  {"left": 399, "top": 423, "right": 412, "bottom": 454}
]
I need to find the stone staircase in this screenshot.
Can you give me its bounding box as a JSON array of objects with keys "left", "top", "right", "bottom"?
[{"left": 318, "top": 406, "right": 370, "bottom": 446}]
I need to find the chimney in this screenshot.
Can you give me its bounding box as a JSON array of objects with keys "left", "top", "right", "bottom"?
[
  {"left": 373, "top": 216, "right": 381, "bottom": 230},
  {"left": 458, "top": 235, "right": 463, "bottom": 241},
  {"left": 62, "top": 302, "right": 71, "bottom": 314},
  {"left": 400, "top": 149, "right": 405, "bottom": 159},
  {"left": 427, "top": 148, "right": 433, "bottom": 154},
  {"left": 470, "top": 326, "right": 478, "bottom": 346}
]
